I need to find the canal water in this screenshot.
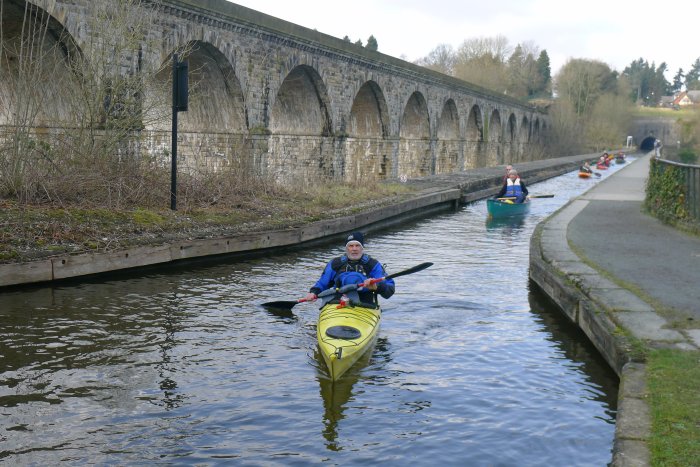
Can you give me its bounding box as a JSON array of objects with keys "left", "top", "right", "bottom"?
[{"left": 0, "top": 161, "right": 632, "bottom": 465}]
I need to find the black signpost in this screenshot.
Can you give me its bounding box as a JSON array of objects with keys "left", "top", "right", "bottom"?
[{"left": 171, "top": 53, "right": 189, "bottom": 210}]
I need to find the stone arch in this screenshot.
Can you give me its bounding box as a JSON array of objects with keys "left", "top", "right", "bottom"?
[
  {"left": 489, "top": 109, "right": 503, "bottom": 165},
  {"left": 265, "top": 65, "right": 335, "bottom": 181},
  {"left": 521, "top": 116, "right": 530, "bottom": 143},
  {"left": 465, "top": 104, "right": 484, "bottom": 168},
  {"left": 0, "top": 0, "right": 83, "bottom": 126},
  {"left": 154, "top": 41, "right": 247, "bottom": 133},
  {"left": 437, "top": 99, "right": 460, "bottom": 139},
  {"left": 270, "top": 64, "right": 332, "bottom": 136},
  {"left": 398, "top": 91, "right": 431, "bottom": 176},
  {"left": 400, "top": 91, "right": 430, "bottom": 138},
  {"left": 517, "top": 116, "right": 530, "bottom": 162},
  {"left": 344, "top": 80, "right": 391, "bottom": 182},
  {"left": 436, "top": 99, "right": 460, "bottom": 174},
  {"left": 348, "top": 80, "right": 388, "bottom": 138},
  {"left": 146, "top": 40, "right": 248, "bottom": 172},
  {"left": 507, "top": 113, "right": 518, "bottom": 163}
]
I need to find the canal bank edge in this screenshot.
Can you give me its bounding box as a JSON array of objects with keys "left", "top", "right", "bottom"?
[
  {"left": 530, "top": 214, "right": 650, "bottom": 466},
  {"left": 529, "top": 154, "right": 700, "bottom": 466},
  {"left": 0, "top": 154, "right": 592, "bottom": 289}
]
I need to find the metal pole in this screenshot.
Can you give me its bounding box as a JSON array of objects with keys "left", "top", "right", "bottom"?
[{"left": 171, "top": 54, "right": 178, "bottom": 211}]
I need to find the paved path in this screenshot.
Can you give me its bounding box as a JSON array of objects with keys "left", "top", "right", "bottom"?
[{"left": 569, "top": 154, "right": 700, "bottom": 324}]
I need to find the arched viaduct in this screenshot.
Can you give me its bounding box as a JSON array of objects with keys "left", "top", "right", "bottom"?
[{"left": 1, "top": 0, "right": 549, "bottom": 182}]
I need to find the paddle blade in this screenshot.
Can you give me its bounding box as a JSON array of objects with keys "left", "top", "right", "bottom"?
[
  {"left": 528, "top": 194, "right": 555, "bottom": 198},
  {"left": 261, "top": 300, "right": 303, "bottom": 310},
  {"left": 385, "top": 261, "right": 433, "bottom": 280}
]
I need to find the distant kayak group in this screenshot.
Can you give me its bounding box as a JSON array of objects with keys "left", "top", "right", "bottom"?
[{"left": 579, "top": 151, "right": 626, "bottom": 178}]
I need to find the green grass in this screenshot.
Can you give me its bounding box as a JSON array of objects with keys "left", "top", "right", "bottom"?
[
  {"left": 647, "top": 349, "right": 700, "bottom": 466},
  {"left": 631, "top": 106, "right": 696, "bottom": 119}
]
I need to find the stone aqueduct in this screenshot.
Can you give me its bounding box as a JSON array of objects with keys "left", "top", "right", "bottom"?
[{"left": 2, "top": 0, "right": 549, "bottom": 182}]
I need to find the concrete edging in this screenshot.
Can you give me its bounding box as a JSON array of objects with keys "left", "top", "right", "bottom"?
[{"left": 529, "top": 199, "right": 650, "bottom": 466}]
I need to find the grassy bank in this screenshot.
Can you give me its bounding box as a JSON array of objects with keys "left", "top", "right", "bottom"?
[
  {"left": 631, "top": 106, "right": 694, "bottom": 118},
  {"left": 647, "top": 349, "right": 700, "bottom": 465},
  {"left": 0, "top": 182, "right": 415, "bottom": 264}
]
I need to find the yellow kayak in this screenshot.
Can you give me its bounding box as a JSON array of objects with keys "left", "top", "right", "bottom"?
[{"left": 316, "top": 301, "right": 381, "bottom": 381}]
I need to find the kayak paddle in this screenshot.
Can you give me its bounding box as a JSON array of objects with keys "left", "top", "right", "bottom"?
[
  {"left": 316, "top": 261, "right": 434, "bottom": 298},
  {"left": 496, "top": 194, "right": 553, "bottom": 201},
  {"left": 261, "top": 296, "right": 317, "bottom": 310},
  {"left": 261, "top": 261, "right": 433, "bottom": 311}
]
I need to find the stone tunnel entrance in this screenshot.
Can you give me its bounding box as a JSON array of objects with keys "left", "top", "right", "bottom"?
[{"left": 640, "top": 136, "right": 656, "bottom": 151}]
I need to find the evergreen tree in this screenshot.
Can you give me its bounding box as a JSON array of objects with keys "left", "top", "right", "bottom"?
[
  {"left": 648, "top": 62, "right": 671, "bottom": 105},
  {"left": 354, "top": 39, "right": 363, "bottom": 47},
  {"left": 672, "top": 68, "right": 685, "bottom": 94},
  {"left": 365, "top": 35, "right": 378, "bottom": 51},
  {"left": 686, "top": 58, "right": 700, "bottom": 90},
  {"left": 343, "top": 35, "right": 351, "bottom": 42},
  {"left": 622, "top": 58, "right": 669, "bottom": 105},
  {"left": 536, "top": 50, "right": 552, "bottom": 97}
]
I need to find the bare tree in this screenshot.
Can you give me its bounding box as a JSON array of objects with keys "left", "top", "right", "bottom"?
[
  {"left": 453, "top": 36, "right": 511, "bottom": 92},
  {"left": 0, "top": 0, "right": 81, "bottom": 202},
  {"left": 585, "top": 94, "right": 632, "bottom": 151},
  {"left": 554, "top": 59, "right": 617, "bottom": 117},
  {"left": 455, "top": 35, "right": 512, "bottom": 63},
  {"left": 544, "top": 99, "right": 584, "bottom": 157},
  {"left": 0, "top": 0, "right": 192, "bottom": 207},
  {"left": 550, "top": 59, "right": 631, "bottom": 154},
  {"left": 414, "top": 44, "right": 456, "bottom": 75}
]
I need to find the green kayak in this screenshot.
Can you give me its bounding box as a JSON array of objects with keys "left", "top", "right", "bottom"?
[{"left": 487, "top": 198, "right": 530, "bottom": 218}]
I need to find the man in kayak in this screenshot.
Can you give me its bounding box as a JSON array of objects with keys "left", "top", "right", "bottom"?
[
  {"left": 580, "top": 161, "right": 593, "bottom": 174},
  {"left": 495, "top": 169, "right": 529, "bottom": 203},
  {"left": 304, "top": 231, "right": 395, "bottom": 306}
]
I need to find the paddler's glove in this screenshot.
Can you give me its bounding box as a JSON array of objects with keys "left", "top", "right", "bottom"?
[{"left": 305, "top": 292, "right": 318, "bottom": 302}]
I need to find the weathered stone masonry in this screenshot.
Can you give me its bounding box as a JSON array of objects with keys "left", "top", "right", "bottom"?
[{"left": 4, "top": 0, "right": 549, "bottom": 182}]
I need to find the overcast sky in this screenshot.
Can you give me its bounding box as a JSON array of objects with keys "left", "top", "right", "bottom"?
[{"left": 230, "top": 0, "right": 698, "bottom": 80}]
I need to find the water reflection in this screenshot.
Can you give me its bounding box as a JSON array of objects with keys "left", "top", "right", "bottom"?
[
  {"left": 316, "top": 335, "right": 395, "bottom": 452},
  {"left": 485, "top": 215, "right": 526, "bottom": 232},
  {"left": 261, "top": 303, "right": 298, "bottom": 322},
  {"left": 317, "top": 351, "right": 364, "bottom": 451},
  {"left": 527, "top": 282, "right": 618, "bottom": 417}
]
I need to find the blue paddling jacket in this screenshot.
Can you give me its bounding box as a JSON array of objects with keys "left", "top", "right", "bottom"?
[{"left": 310, "top": 254, "right": 395, "bottom": 305}]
